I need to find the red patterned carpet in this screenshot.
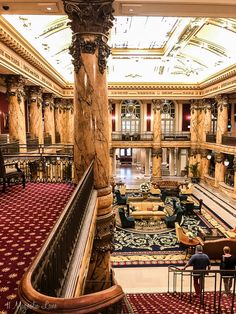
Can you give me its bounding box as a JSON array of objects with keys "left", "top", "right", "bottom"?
[
  {"left": 0, "top": 183, "right": 75, "bottom": 314},
  {"left": 122, "top": 292, "right": 236, "bottom": 314}
]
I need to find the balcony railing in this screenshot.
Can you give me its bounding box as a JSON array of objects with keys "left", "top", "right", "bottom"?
[
  {"left": 112, "top": 132, "right": 153, "bottom": 141},
  {"left": 206, "top": 133, "right": 216, "bottom": 143},
  {"left": 162, "top": 132, "right": 190, "bottom": 141},
  {"left": 1, "top": 143, "right": 74, "bottom": 182},
  {"left": 16, "top": 161, "right": 124, "bottom": 313},
  {"left": 222, "top": 133, "right": 236, "bottom": 146}
]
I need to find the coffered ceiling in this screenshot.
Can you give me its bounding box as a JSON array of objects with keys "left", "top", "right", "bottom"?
[{"left": 1, "top": 0, "right": 236, "bottom": 86}]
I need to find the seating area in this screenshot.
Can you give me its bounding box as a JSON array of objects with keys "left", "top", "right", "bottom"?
[
  {"left": 0, "top": 148, "right": 26, "bottom": 192},
  {"left": 118, "top": 207, "right": 135, "bottom": 228},
  {"left": 129, "top": 201, "right": 166, "bottom": 220}
]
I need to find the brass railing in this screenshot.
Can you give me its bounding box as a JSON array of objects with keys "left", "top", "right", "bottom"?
[
  {"left": 1, "top": 143, "right": 74, "bottom": 182},
  {"left": 112, "top": 132, "right": 153, "bottom": 141},
  {"left": 168, "top": 266, "right": 236, "bottom": 314}
]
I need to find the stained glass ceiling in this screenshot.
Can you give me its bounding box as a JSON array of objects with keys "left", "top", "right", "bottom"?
[{"left": 3, "top": 14, "right": 236, "bottom": 83}]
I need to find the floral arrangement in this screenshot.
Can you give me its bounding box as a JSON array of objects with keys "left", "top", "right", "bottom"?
[{"left": 140, "top": 182, "right": 150, "bottom": 193}]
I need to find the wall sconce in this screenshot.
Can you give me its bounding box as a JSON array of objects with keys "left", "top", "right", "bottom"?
[
  {"left": 224, "top": 159, "right": 230, "bottom": 167},
  {"left": 207, "top": 154, "right": 212, "bottom": 160},
  {"left": 112, "top": 115, "right": 116, "bottom": 120},
  {"left": 146, "top": 115, "right": 151, "bottom": 120}
]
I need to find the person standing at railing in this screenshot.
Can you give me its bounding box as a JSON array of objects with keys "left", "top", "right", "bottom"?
[
  {"left": 220, "top": 246, "right": 236, "bottom": 295},
  {"left": 183, "top": 245, "right": 211, "bottom": 296}
]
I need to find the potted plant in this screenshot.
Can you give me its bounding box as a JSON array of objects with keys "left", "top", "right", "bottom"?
[{"left": 187, "top": 162, "right": 200, "bottom": 183}]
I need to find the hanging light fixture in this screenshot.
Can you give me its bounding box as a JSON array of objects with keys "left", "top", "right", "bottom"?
[
  {"left": 224, "top": 159, "right": 230, "bottom": 167},
  {"left": 207, "top": 154, "right": 212, "bottom": 160}
]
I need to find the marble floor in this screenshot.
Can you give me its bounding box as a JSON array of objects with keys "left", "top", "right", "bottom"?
[{"left": 113, "top": 164, "right": 236, "bottom": 294}]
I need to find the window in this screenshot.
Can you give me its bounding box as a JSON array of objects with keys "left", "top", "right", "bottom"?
[
  {"left": 161, "top": 100, "right": 175, "bottom": 134},
  {"left": 121, "top": 100, "right": 140, "bottom": 134}
]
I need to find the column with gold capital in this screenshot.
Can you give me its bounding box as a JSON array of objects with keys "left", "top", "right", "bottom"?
[
  {"left": 190, "top": 100, "right": 198, "bottom": 144},
  {"left": 54, "top": 98, "right": 63, "bottom": 143},
  {"left": 63, "top": 0, "right": 115, "bottom": 293},
  {"left": 43, "top": 93, "right": 55, "bottom": 144},
  {"left": 66, "top": 99, "right": 74, "bottom": 143},
  {"left": 28, "top": 86, "right": 44, "bottom": 144},
  {"left": 203, "top": 99, "right": 212, "bottom": 142},
  {"left": 216, "top": 95, "right": 228, "bottom": 144},
  {"left": 5, "top": 75, "right": 27, "bottom": 146},
  {"left": 214, "top": 152, "right": 225, "bottom": 187},
  {"left": 200, "top": 149, "right": 210, "bottom": 179},
  {"left": 151, "top": 100, "right": 162, "bottom": 180}
]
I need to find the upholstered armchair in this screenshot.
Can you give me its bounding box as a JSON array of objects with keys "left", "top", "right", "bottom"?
[
  {"left": 194, "top": 199, "right": 203, "bottom": 214},
  {"left": 118, "top": 208, "right": 135, "bottom": 228},
  {"left": 0, "top": 148, "right": 26, "bottom": 192},
  {"left": 114, "top": 190, "right": 127, "bottom": 205},
  {"left": 175, "top": 222, "right": 203, "bottom": 257},
  {"left": 165, "top": 208, "right": 184, "bottom": 228}
]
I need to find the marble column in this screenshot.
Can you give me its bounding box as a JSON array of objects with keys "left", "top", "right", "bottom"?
[
  {"left": 169, "top": 148, "right": 175, "bottom": 176},
  {"left": 216, "top": 95, "right": 228, "bottom": 144},
  {"left": 67, "top": 100, "right": 74, "bottom": 143},
  {"left": 63, "top": 0, "right": 114, "bottom": 293},
  {"left": 5, "top": 75, "right": 27, "bottom": 146},
  {"left": 214, "top": 152, "right": 225, "bottom": 187},
  {"left": 200, "top": 149, "right": 210, "bottom": 179},
  {"left": 145, "top": 148, "right": 150, "bottom": 176},
  {"left": 203, "top": 100, "right": 212, "bottom": 142},
  {"left": 151, "top": 148, "right": 162, "bottom": 180},
  {"left": 151, "top": 100, "right": 162, "bottom": 180},
  {"left": 190, "top": 100, "right": 198, "bottom": 144},
  {"left": 54, "top": 98, "right": 63, "bottom": 143},
  {"left": 43, "top": 93, "right": 55, "bottom": 144},
  {"left": 28, "top": 86, "right": 44, "bottom": 144},
  {"left": 108, "top": 99, "right": 113, "bottom": 180}
]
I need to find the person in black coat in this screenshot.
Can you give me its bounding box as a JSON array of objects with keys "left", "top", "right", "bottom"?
[{"left": 220, "top": 246, "right": 236, "bottom": 295}]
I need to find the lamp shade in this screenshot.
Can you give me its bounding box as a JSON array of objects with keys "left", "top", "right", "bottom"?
[
  {"left": 207, "top": 154, "right": 212, "bottom": 160},
  {"left": 224, "top": 159, "right": 230, "bottom": 167}
]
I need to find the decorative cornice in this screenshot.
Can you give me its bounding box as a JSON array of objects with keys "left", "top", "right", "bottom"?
[{"left": 0, "top": 16, "right": 67, "bottom": 89}]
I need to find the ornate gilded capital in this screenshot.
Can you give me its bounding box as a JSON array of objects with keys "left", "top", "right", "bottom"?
[
  {"left": 5, "top": 75, "right": 26, "bottom": 103},
  {"left": 70, "top": 34, "right": 111, "bottom": 74},
  {"left": 63, "top": 0, "right": 114, "bottom": 74},
  {"left": 216, "top": 94, "right": 228, "bottom": 111},
  {"left": 190, "top": 148, "right": 198, "bottom": 157},
  {"left": 108, "top": 99, "right": 113, "bottom": 113},
  {"left": 152, "top": 148, "right": 162, "bottom": 158},
  {"left": 54, "top": 97, "right": 63, "bottom": 109},
  {"left": 200, "top": 149, "right": 209, "bottom": 158},
  {"left": 28, "top": 86, "right": 43, "bottom": 107},
  {"left": 203, "top": 99, "right": 212, "bottom": 113},
  {"left": 152, "top": 99, "right": 162, "bottom": 113},
  {"left": 63, "top": 0, "right": 114, "bottom": 35},
  {"left": 215, "top": 152, "right": 224, "bottom": 163},
  {"left": 93, "top": 212, "right": 116, "bottom": 252},
  {"left": 43, "top": 93, "right": 54, "bottom": 110}
]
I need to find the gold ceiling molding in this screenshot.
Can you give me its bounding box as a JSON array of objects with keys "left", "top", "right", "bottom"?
[{"left": 0, "top": 16, "right": 67, "bottom": 88}]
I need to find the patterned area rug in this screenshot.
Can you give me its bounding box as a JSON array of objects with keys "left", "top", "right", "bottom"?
[
  {"left": 0, "top": 183, "right": 75, "bottom": 314},
  {"left": 112, "top": 196, "right": 230, "bottom": 268}
]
